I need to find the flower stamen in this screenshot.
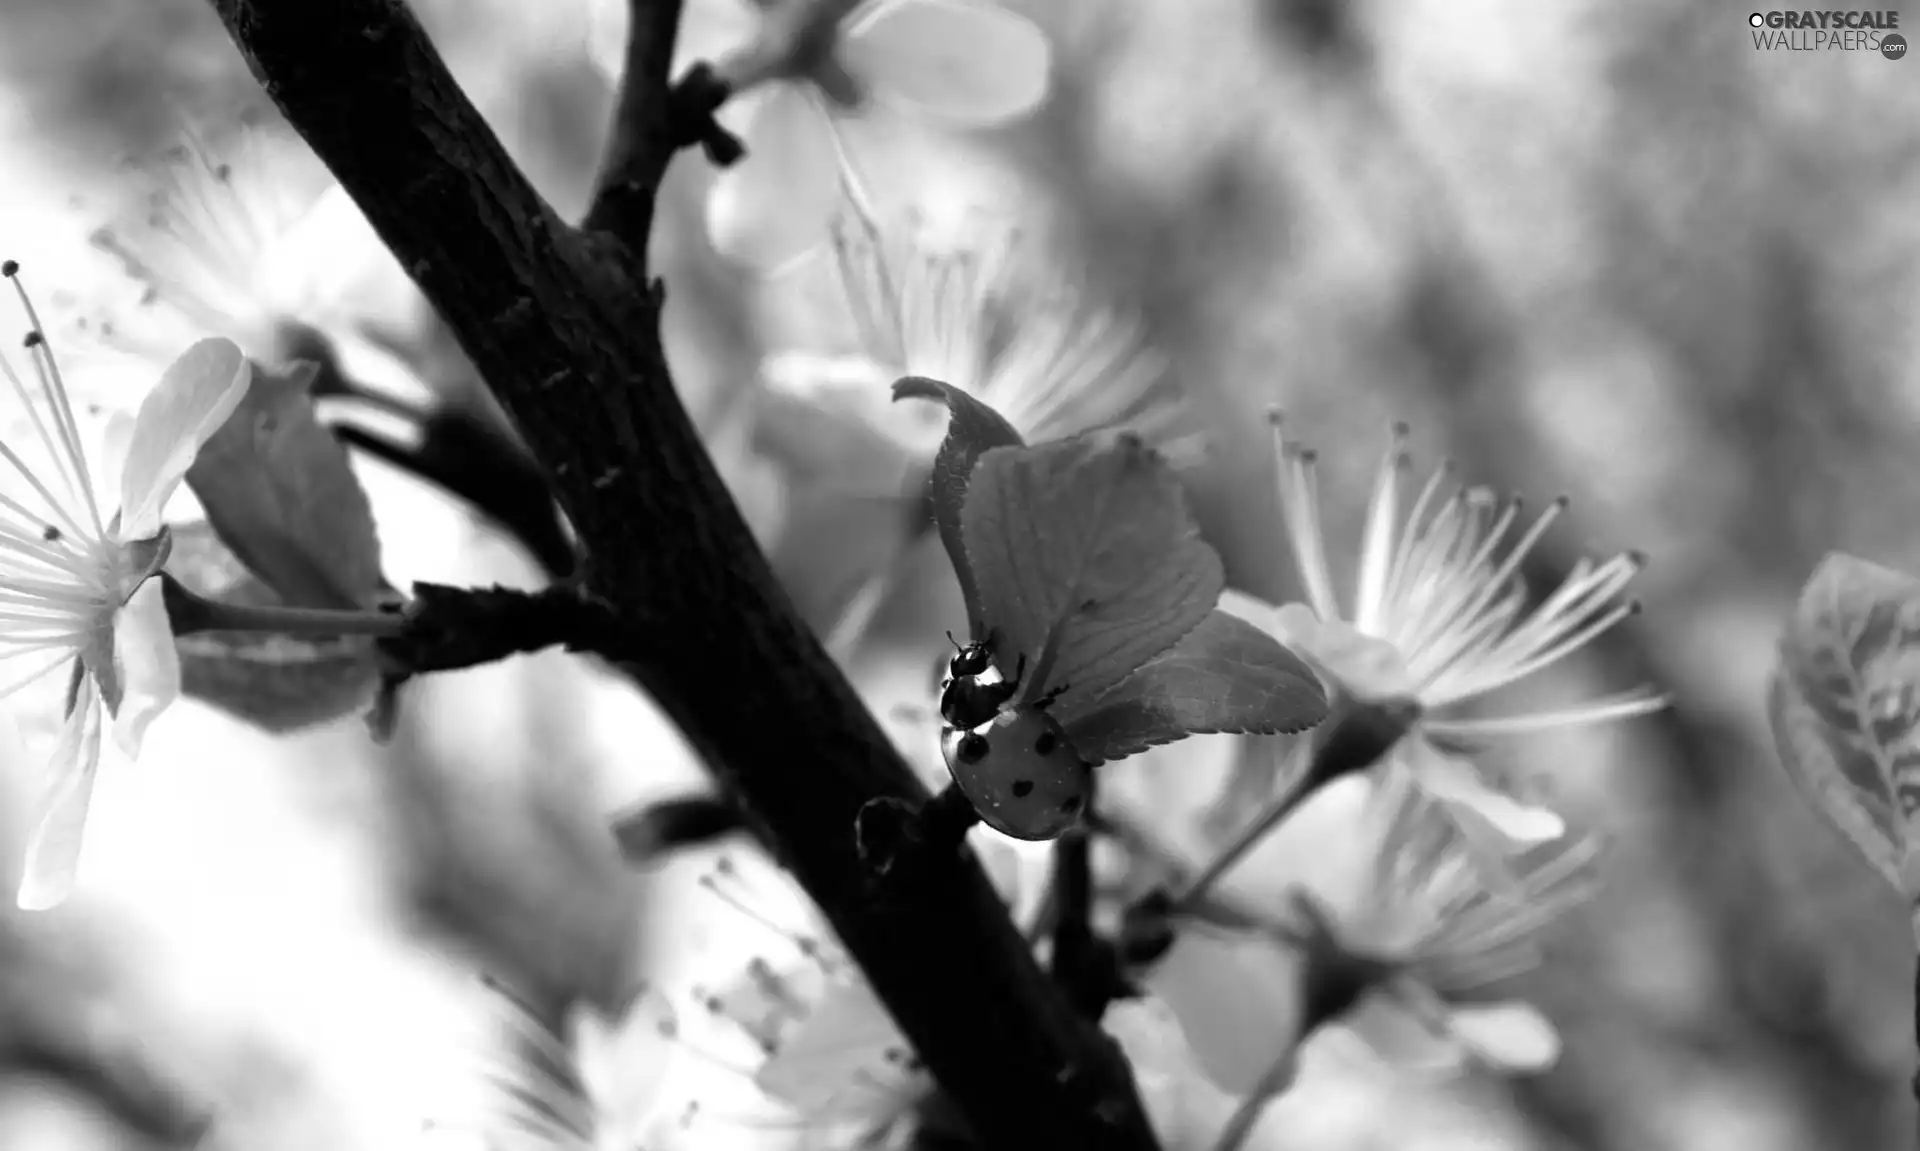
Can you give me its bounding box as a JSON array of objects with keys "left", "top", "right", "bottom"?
[{"left": 1354, "top": 424, "right": 1410, "bottom": 635}]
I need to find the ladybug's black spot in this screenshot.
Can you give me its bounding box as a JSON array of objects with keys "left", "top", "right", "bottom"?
[
  {"left": 1011, "top": 780, "right": 1034, "bottom": 798},
  {"left": 40, "top": 525, "right": 60, "bottom": 542},
  {"left": 1034, "top": 731, "right": 1059, "bottom": 756},
  {"left": 1059, "top": 796, "right": 1084, "bottom": 816},
  {"left": 956, "top": 733, "right": 990, "bottom": 763}
]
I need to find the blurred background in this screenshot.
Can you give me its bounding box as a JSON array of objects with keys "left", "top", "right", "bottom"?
[{"left": 0, "top": 0, "right": 1915, "bottom": 1147}]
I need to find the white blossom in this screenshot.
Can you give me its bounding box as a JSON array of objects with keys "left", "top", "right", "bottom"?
[{"left": 0, "top": 263, "right": 250, "bottom": 909}]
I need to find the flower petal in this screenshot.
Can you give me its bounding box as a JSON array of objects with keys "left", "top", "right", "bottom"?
[
  {"left": 753, "top": 976, "right": 916, "bottom": 1116},
  {"left": 15, "top": 681, "right": 104, "bottom": 910},
  {"left": 1215, "top": 588, "right": 1284, "bottom": 635},
  {"left": 1412, "top": 745, "right": 1566, "bottom": 846},
  {"left": 1447, "top": 1000, "right": 1561, "bottom": 1073},
  {"left": 1102, "top": 996, "right": 1243, "bottom": 1151},
  {"left": 1213, "top": 772, "right": 1377, "bottom": 916},
  {"left": 841, "top": 0, "right": 1051, "bottom": 125},
  {"left": 106, "top": 578, "right": 181, "bottom": 758},
  {"left": 968, "top": 828, "right": 1053, "bottom": 929},
  {"left": 1145, "top": 928, "right": 1305, "bottom": 1095},
  {"left": 93, "top": 410, "right": 136, "bottom": 515},
  {"left": 116, "top": 338, "right": 251, "bottom": 541},
  {"left": 1327, "top": 987, "right": 1470, "bottom": 1078},
  {"left": 573, "top": 995, "right": 678, "bottom": 1146},
  {"left": 1274, "top": 608, "right": 1416, "bottom": 702},
  {"left": 705, "top": 85, "right": 843, "bottom": 270}
]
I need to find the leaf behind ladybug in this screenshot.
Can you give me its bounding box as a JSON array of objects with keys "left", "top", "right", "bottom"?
[
  {"left": 1055, "top": 609, "right": 1330, "bottom": 766},
  {"left": 892, "top": 377, "right": 1024, "bottom": 639},
  {"left": 961, "top": 431, "right": 1222, "bottom": 712}
]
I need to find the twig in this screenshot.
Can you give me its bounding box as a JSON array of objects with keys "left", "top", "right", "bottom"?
[
  {"left": 583, "top": 0, "right": 739, "bottom": 245},
  {"left": 201, "top": 2, "right": 1159, "bottom": 1145},
  {"left": 1207, "top": 1041, "right": 1296, "bottom": 1151},
  {"left": 1050, "top": 828, "right": 1132, "bottom": 1019},
  {"left": 610, "top": 793, "right": 749, "bottom": 862},
  {"left": 379, "top": 582, "right": 624, "bottom": 673}
]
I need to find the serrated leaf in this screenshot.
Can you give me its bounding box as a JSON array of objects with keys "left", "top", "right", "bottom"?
[
  {"left": 892, "top": 377, "right": 1023, "bottom": 637},
  {"left": 1056, "top": 610, "right": 1329, "bottom": 766},
  {"left": 165, "top": 521, "right": 381, "bottom": 732},
  {"left": 961, "top": 431, "right": 1222, "bottom": 711},
  {"left": 185, "top": 359, "right": 385, "bottom": 609},
  {"left": 1770, "top": 551, "right": 1920, "bottom": 940}
]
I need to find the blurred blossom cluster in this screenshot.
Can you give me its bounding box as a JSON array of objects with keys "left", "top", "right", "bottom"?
[{"left": 0, "top": 0, "right": 1908, "bottom": 1149}]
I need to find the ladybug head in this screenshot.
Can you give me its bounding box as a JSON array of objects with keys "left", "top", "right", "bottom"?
[{"left": 948, "top": 637, "right": 992, "bottom": 678}]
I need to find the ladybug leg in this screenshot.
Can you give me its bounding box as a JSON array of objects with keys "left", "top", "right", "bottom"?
[
  {"left": 1033, "top": 682, "right": 1069, "bottom": 711},
  {"left": 1009, "top": 653, "right": 1028, "bottom": 691}
]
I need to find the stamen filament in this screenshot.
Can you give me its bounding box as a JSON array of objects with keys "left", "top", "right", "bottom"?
[
  {"left": 1353, "top": 428, "right": 1407, "bottom": 635},
  {"left": 1434, "top": 601, "right": 1638, "bottom": 705},
  {"left": 10, "top": 279, "right": 106, "bottom": 539},
  {"left": 1423, "top": 689, "right": 1670, "bottom": 736}
]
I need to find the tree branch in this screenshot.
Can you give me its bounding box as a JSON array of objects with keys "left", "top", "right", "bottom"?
[{"left": 202, "top": 1, "right": 1158, "bottom": 1146}]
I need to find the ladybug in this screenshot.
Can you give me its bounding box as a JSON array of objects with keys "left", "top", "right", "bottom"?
[{"left": 941, "top": 704, "right": 1091, "bottom": 841}]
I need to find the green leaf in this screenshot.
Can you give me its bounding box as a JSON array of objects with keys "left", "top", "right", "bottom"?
[
  {"left": 892, "top": 377, "right": 1023, "bottom": 638},
  {"left": 1770, "top": 551, "right": 1920, "bottom": 941},
  {"left": 960, "top": 430, "right": 1222, "bottom": 712},
  {"left": 184, "top": 359, "right": 386, "bottom": 610},
  {"left": 1056, "top": 610, "right": 1329, "bottom": 766},
  {"left": 165, "top": 521, "right": 382, "bottom": 732}
]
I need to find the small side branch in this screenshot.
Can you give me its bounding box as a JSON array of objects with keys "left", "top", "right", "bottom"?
[
  {"left": 1050, "top": 830, "right": 1132, "bottom": 1019},
  {"left": 583, "top": 0, "right": 742, "bottom": 249},
  {"left": 381, "top": 583, "right": 626, "bottom": 674}
]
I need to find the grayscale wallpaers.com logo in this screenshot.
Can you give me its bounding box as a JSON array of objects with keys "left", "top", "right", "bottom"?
[{"left": 1749, "top": 10, "right": 1906, "bottom": 57}]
